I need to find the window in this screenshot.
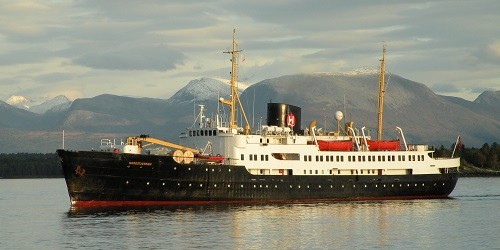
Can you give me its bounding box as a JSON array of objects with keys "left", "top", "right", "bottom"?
[
  {"left": 261, "top": 155, "right": 264, "bottom": 161},
  {"left": 265, "top": 155, "right": 269, "bottom": 161},
  {"left": 336, "top": 156, "right": 340, "bottom": 162},
  {"left": 304, "top": 155, "right": 308, "bottom": 161},
  {"left": 310, "top": 170, "right": 313, "bottom": 174},
  {"left": 241, "top": 154, "right": 244, "bottom": 160},
  {"left": 308, "top": 155, "right": 312, "bottom": 161},
  {"left": 378, "top": 155, "right": 381, "bottom": 161},
  {"left": 320, "top": 156, "right": 323, "bottom": 162},
  {"left": 315, "top": 170, "right": 318, "bottom": 174},
  {"left": 316, "top": 155, "right": 319, "bottom": 161}
]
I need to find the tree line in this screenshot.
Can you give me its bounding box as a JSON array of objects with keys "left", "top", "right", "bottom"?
[
  {"left": 435, "top": 142, "right": 499, "bottom": 171},
  {"left": 0, "top": 143, "right": 498, "bottom": 178},
  {"left": 0, "top": 153, "right": 61, "bottom": 178}
]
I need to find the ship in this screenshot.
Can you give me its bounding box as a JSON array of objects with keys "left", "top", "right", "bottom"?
[{"left": 57, "top": 30, "right": 460, "bottom": 208}]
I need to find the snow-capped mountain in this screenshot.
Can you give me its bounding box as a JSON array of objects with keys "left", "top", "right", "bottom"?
[
  {"left": 5, "top": 95, "right": 72, "bottom": 114},
  {"left": 6, "top": 95, "right": 34, "bottom": 110},
  {"left": 169, "top": 77, "right": 247, "bottom": 103},
  {"left": 30, "top": 95, "right": 72, "bottom": 114}
]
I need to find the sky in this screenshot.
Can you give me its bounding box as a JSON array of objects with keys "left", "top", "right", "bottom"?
[{"left": 0, "top": 0, "right": 499, "bottom": 102}]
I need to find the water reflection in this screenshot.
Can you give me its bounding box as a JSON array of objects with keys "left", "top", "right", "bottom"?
[{"left": 61, "top": 199, "right": 461, "bottom": 249}]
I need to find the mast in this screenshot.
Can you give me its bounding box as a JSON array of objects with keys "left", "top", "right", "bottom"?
[
  {"left": 377, "top": 44, "right": 386, "bottom": 141},
  {"left": 220, "top": 29, "right": 250, "bottom": 134}
]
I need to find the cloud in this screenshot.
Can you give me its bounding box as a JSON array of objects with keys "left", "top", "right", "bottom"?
[
  {"left": 431, "top": 83, "right": 460, "bottom": 93},
  {"left": 72, "top": 45, "right": 185, "bottom": 71}
]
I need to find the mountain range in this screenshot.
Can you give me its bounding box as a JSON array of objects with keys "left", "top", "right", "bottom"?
[{"left": 1, "top": 72, "right": 498, "bottom": 153}]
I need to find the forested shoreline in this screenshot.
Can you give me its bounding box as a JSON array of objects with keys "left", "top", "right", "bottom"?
[{"left": 0, "top": 142, "right": 498, "bottom": 178}]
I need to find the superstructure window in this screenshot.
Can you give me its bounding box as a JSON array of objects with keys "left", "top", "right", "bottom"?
[
  {"left": 241, "top": 154, "right": 244, "bottom": 160},
  {"left": 271, "top": 153, "right": 300, "bottom": 161}
]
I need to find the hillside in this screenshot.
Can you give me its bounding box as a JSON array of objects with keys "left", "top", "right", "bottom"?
[{"left": 0, "top": 75, "right": 498, "bottom": 153}]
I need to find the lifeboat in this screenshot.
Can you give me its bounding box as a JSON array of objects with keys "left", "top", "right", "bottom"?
[
  {"left": 367, "top": 140, "right": 400, "bottom": 151},
  {"left": 195, "top": 154, "right": 224, "bottom": 164},
  {"left": 317, "top": 140, "right": 353, "bottom": 151}
]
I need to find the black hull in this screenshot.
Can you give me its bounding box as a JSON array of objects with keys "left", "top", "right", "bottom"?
[{"left": 57, "top": 150, "right": 459, "bottom": 207}]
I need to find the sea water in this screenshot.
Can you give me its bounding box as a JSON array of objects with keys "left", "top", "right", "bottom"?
[{"left": 0, "top": 177, "right": 498, "bottom": 249}]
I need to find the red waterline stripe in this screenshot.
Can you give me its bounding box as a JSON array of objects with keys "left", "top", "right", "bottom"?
[{"left": 71, "top": 195, "right": 450, "bottom": 208}]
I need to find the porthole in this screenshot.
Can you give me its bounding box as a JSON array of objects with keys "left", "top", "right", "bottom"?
[
  {"left": 275, "top": 185, "right": 278, "bottom": 188},
  {"left": 383, "top": 184, "right": 386, "bottom": 188},
  {"left": 254, "top": 185, "right": 256, "bottom": 188},
  {"left": 214, "top": 184, "right": 217, "bottom": 187},
  {"left": 189, "top": 183, "right": 192, "bottom": 187},
  {"left": 241, "top": 184, "right": 244, "bottom": 188},
  {"left": 342, "top": 185, "right": 344, "bottom": 188},
  {"left": 391, "top": 184, "right": 394, "bottom": 187},
  {"left": 146, "top": 182, "right": 150, "bottom": 185},
  {"left": 364, "top": 185, "right": 367, "bottom": 188},
  {"left": 307, "top": 185, "right": 310, "bottom": 189},
  {"left": 228, "top": 184, "right": 230, "bottom": 187},
  {"left": 162, "top": 183, "right": 165, "bottom": 186},
  {"left": 126, "top": 181, "right": 129, "bottom": 184},
  {"left": 353, "top": 185, "right": 356, "bottom": 188},
  {"left": 188, "top": 167, "right": 191, "bottom": 171},
  {"left": 177, "top": 183, "right": 180, "bottom": 186},
  {"left": 375, "top": 184, "right": 378, "bottom": 188},
  {"left": 319, "top": 185, "right": 322, "bottom": 188},
  {"left": 174, "top": 167, "right": 177, "bottom": 170},
  {"left": 290, "top": 185, "right": 293, "bottom": 188},
  {"left": 298, "top": 185, "right": 301, "bottom": 188},
  {"left": 200, "top": 184, "right": 203, "bottom": 187},
  {"left": 415, "top": 184, "right": 417, "bottom": 187},
  {"left": 422, "top": 183, "right": 425, "bottom": 186}
]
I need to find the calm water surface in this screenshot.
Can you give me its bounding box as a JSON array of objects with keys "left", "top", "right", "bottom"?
[{"left": 0, "top": 178, "right": 499, "bottom": 249}]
